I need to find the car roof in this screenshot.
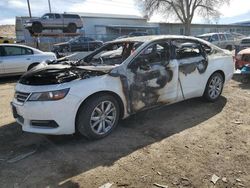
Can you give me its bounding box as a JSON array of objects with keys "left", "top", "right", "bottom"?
[
  {"left": 241, "top": 36, "right": 250, "bottom": 40},
  {"left": 112, "top": 35, "right": 212, "bottom": 45},
  {"left": 238, "top": 48, "right": 250, "bottom": 55}
]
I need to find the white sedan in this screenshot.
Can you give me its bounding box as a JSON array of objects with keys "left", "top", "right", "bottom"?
[
  {"left": 0, "top": 44, "right": 56, "bottom": 77},
  {"left": 11, "top": 35, "right": 234, "bottom": 139}
]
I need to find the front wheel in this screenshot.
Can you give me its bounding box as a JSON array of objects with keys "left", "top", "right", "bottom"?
[
  {"left": 203, "top": 72, "right": 224, "bottom": 102},
  {"left": 76, "top": 94, "right": 120, "bottom": 139}
]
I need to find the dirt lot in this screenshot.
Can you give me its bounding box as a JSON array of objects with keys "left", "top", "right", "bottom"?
[{"left": 0, "top": 77, "right": 249, "bottom": 188}]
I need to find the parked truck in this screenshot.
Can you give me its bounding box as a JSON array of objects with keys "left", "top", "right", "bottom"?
[{"left": 24, "top": 13, "right": 83, "bottom": 34}]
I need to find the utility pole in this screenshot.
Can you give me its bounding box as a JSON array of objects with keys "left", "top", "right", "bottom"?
[
  {"left": 27, "top": 0, "right": 32, "bottom": 17},
  {"left": 48, "top": 0, "right": 52, "bottom": 13}
]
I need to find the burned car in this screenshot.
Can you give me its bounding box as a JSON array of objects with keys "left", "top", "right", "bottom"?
[
  {"left": 235, "top": 48, "right": 250, "bottom": 69},
  {"left": 11, "top": 35, "right": 234, "bottom": 139}
]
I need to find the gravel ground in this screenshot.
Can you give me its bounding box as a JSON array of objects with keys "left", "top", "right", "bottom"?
[{"left": 0, "top": 77, "right": 249, "bottom": 188}]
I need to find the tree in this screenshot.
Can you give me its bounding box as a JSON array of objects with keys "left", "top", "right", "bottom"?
[{"left": 140, "top": 0, "right": 230, "bottom": 35}]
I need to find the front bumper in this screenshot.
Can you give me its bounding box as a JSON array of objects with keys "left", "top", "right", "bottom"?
[
  {"left": 11, "top": 93, "right": 81, "bottom": 135},
  {"left": 24, "top": 23, "right": 33, "bottom": 28}
]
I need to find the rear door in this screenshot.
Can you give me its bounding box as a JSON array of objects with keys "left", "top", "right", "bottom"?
[
  {"left": 1, "top": 46, "right": 33, "bottom": 74},
  {"left": 172, "top": 39, "right": 209, "bottom": 99}
]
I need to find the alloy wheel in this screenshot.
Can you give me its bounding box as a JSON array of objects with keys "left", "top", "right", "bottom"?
[{"left": 90, "top": 101, "right": 117, "bottom": 135}]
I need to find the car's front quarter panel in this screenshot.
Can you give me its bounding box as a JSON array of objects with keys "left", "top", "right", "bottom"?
[
  {"left": 12, "top": 74, "right": 127, "bottom": 135},
  {"left": 68, "top": 74, "right": 128, "bottom": 118},
  {"left": 12, "top": 83, "right": 82, "bottom": 135}
]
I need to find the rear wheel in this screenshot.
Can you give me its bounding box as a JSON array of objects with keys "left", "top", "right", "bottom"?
[
  {"left": 67, "top": 23, "right": 77, "bottom": 33},
  {"left": 32, "top": 22, "right": 43, "bottom": 33},
  {"left": 203, "top": 72, "right": 224, "bottom": 102},
  {"left": 76, "top": 94, "right": 120, "bottom": 139}
]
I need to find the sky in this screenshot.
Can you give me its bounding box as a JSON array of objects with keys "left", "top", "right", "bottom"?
[{"left": 1, "top": 0, "right": 250, "bottom": 25}]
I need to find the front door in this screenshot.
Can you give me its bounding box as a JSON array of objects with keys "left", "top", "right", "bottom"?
[{"left": 126, "top": 40, "right": 178, "bottom": 113}]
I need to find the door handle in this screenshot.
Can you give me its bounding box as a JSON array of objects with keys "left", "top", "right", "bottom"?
[{"left": 26, "top": 58, "right": 31, "bottom": 60}]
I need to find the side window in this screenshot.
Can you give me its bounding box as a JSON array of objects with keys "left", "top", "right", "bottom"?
[
  {"left": 84, "top": 37, "right": 94, "bottom": 42},
  {"left": 226, "top": 34, "right": 233, "bottom": 40},
  {"left": 55, "top": 14, "right": 60, "bottom": 19},
  {"left": 211, "top": 34, "right": 219, "bottom": 42},
  {"left": 132, "top": 41, "right": 170, "bottom": 69},
  {"left": 219, "top": 34, "right": 226, "bottom": 41},
  {"left": 42, "top": 14, "right": 54, "bottom": 19},
  {"left": 3, "top": 46, "right": 33, "bottom": 56},
  {"left": 4, "top": 46, "right": 22, "bottom": 56},
  {"left": 0, "top": 46, "right": 4, "bottom": 56},
  {"left": 24, "top": 48, "right": 33, "bottom": 55},
  {"left": 173, "top": 40, "right": 203, "bottom": 59}
]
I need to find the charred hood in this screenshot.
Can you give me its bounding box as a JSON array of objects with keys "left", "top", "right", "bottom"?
[{"left": 19, "top": 63, "right": 114, "bottom": 85}]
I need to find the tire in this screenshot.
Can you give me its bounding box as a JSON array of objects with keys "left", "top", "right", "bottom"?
[
  {"left": 27, "top": 63, "right": 39, "bottom": 71},
  {"left": 67, "top": 23, "right": 77, "bottom": 33},
  {"left": 203, "top": 72, "right": 224, "bottom": 102},
  {"left": 32, "top": 22, "right": 43, "bottom": 33},
  {"left": 76, "top": 94, "right": 120, "bottom": 139}
]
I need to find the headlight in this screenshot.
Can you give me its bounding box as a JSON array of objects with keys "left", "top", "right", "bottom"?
[{"left": 28, "top": 88, "right": 70, "bottom": 101}]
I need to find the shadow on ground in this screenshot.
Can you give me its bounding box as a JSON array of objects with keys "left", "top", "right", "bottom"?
[
  {"left": 0, "top": 76, "right": 20, "bottom": 84},
  {"left": 0, "top": 97, "right": 227, "bottom": 187},
  {"left": 233, "top": 74, "right": 250, "bottom": 89}
]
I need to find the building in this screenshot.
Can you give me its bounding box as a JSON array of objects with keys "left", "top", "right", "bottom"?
[
  {"left": 159, "top": 22, "right": 250, "bottom": 36},
  {"left": 67, "top": 12, "right": 160, "bottom": 41},
  {"left": 15, "top": 12, "right": 250, "bottom": 50}
]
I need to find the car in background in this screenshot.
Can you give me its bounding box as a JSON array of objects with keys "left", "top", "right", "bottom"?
[
  {"left": 0, "top": 36, "right": 15, "bottom": 44},
  {"left": 128, "top": 32, "right": 149, "bottom": 37},
  {"left": 235, "top": 48, "right": 250, "bottom": 69},
  {"left": 236, "top": 36, "right": 250, "bottom": 53},
  {"left": 52, "top": 36, "right": 103, "bottom": 53},
  {"left": 0, "top": 44, "right": 56, "bottom": 77},
  {"left": 197, "top": 32, "right": 240, "bottom": 50},
  {"left": 11, "top": 35, "right": 234, "bottom": 139},
  {"left": 24, "top": 13, "right": 83, "bottom": 34},
  {"left": 116, "top": 32, "right": 149, "bottom": 39}
]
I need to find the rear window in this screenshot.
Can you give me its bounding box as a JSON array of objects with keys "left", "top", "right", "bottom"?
[
  {"left": 219, "top": 34, "right": 226, "bottom": 41},
  {"left": 62, "top": 14, "right": 80, "bottom": 19},
  {"left": 55, "top": 14, "right": 61, "bottom": 19},
  {"left": 225, "top": 34, "right": 234, "bottom": 40}
]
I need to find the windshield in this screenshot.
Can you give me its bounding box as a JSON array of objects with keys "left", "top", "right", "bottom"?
[{"left": 81, "top": 41, "right": 143, "bottom": 66}]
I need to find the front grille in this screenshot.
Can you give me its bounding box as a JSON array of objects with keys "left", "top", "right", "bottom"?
[
  {"left": 15, "top": 91, "right": 30, "bottom": 103},
  {"left": 241, "top": 39, "right": 250, "bottom": 44}
]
